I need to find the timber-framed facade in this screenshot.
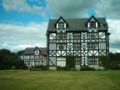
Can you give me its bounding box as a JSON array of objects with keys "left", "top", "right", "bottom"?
[{"left": 47, "top": 16, "right": 110, "bottom": 70}]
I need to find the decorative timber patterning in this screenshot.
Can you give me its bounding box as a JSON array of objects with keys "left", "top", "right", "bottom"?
[{"left": 46, "top": 16, "right": 110, "bottom": 70}]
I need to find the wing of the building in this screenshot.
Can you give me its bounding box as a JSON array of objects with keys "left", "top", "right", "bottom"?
[{"left": 20, "top": 47, "right": 47, "bottom": 67}]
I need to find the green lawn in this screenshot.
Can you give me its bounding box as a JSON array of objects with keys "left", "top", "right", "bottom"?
[{"left": 0, "top": 70, "right": 120, "bottom": 90}]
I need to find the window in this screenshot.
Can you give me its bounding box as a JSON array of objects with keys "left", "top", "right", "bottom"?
[
  {"left": 58, "top": 44, "right": 64, "bottom": 50},
  {"left": 88, "top": 42, "right": 98, "bottom": 49},
  {"left": 24, "top": 55, "right": 30, "bottom": 59},
  {"left": 74, "top": 43, "right": 80, "bottom": 50},
  {"left": 57, "top": 34, "right": 66, "bottom": 39},
  {"left": 30, "top": 55, "right": 34, "bottom": 59},
  {"left": 57, "top": 58, "right": 66, "bottom": 67},
  {"left": 58, "top": 23, "right": 64, "bottom": 29},
  {"left": 35, "top": 56, "right": 39, "bottom": 59},
  {"left": 57, "top": 44, "right": 66, "bottom": 50},
  {"left": 88, "top": 33, "right": 98, "bottom": 38},
  {"left": 57, "top": 23, "right": 66, "bottom": 33},
  {"left": 76, "top": 57, "right": 80, "bottom": 65},
  {"left": 90, "top": 21, "right": 96, "bottom": 28},
  {"left": 88, "top": 57, "right": 98, "bottom": 65},
  {"left": 74, "top": 33, "right": 80, "bottom": 39},
  {"left": 49, "top": 44, "right": 56, "bottom": 50},
  {"left": 35, "top": 49, "right": 40, "bottom": 55},
  {"left": 56, "top": 19, "right": 67, "bottom": 33}
]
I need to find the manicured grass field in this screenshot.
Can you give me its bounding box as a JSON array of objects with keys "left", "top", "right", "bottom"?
[{"left": 0, "top": 70, "right": 120, "bottom": 90}]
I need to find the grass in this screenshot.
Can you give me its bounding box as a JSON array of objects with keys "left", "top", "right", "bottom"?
[{"left": 0, "top": 70, "right": 120, "bottom": 90}]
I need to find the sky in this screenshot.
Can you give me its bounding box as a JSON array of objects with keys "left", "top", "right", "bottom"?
[{"left": 0, "top": 0, "right": 120, "bottom": 52}]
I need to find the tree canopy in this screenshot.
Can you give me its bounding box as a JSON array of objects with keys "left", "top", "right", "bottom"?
[{"left": 0, "top": 49, "right": 27, "bottom": 70}]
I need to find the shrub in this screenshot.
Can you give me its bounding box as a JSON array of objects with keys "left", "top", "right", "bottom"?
[
  {"left": 57, "top": 66, "right": 77, "bottom": 71},
  {"left": 57, "top": 66, "right": 68, "bottom": 71},
  {"left": 66, "top": 55, "right": 75, "bottom": 69},
  {"left": 80, "top": 66, "right": 95, "bottom": 71},
  {"left": 99, "top": 56, "right": 111, "bottom": 69},
  {"left": 30, "top": 65, "right": 48, "bottom": 71},
  {"left": 110, "top": 63, "right": 120, "bottom": 70}
]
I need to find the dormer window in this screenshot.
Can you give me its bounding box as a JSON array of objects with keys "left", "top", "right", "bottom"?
[
  {"left": 35, "top": 49, "right": 40, "bottom": 55},
  {"left": 90, "top": 21, "right": 96, "bottom": 28},
  {"left": 55, "top": 16, "right": 68, "bottom": 33},
  {"left": 87, "top": 16, "right": 99, "bottom": 29},
  {"left": 58, "top": 23, "right": 64, "bottom": 29}
]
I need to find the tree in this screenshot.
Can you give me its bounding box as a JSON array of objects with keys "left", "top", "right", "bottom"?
[
  {"left": 99, "top": 56, "right": 110, "bottom": 69},
  {"left": 0, "top": 49, "right": 27, "bottom": 70},
  {"left": 109, "top": 53, "right": 120, "bottom": 70}
]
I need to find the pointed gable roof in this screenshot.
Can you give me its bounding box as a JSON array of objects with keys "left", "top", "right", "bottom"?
[
  {"left": 23, "top": 47, "right": 47, "bottom": 55},
  {"left": 85, "top": 15, "right": 100, "bottom": 26},
  {"left": 54, "top": 16, "right": 69, "bottom": 28}
]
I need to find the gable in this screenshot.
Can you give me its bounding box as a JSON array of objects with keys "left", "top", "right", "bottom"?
[
  {"left": 86, "top": 15, "right": 100, "bottom": 28},
  {"left": 34, "top": 47, "right": 40, "bottom": 55},
  {"left": 54, "top": 16, "right": 68, "bottom": 28},
  {"left": 54, "top": 16, "right": 68, "bottom": 33}
]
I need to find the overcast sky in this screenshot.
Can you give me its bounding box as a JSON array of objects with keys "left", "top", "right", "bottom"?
[{"left": 0, "top": 0, "right": 120, "bottom": 52}]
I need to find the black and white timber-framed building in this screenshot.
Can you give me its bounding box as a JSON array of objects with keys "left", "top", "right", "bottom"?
[{"left": 47, "top": 16, "right": 110, "bottom": 70}]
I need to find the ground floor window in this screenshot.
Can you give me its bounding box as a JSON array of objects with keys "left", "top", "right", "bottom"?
[
  {"left": 24, "top": 60, "right": 44, "bottom": 67},
  {"left": 57, "top": 58, "right": 66, "bottom": 67},
  {"left": 75, "top": 57, "right": 80, "bottom": 65},
  {"left": 88, "top": 57, "right": 99, "bottom": 65}
]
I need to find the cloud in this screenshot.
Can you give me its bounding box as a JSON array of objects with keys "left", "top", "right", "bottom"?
[
  {"left": 107, "top": 19, "right": 120, "bottom": 52},
  {"left": 96, "top": 0, "right": 120, "bottom": 19},
  {"left": 46, "top": 0, "right": 120, "bottom": 19},
  {"left": 2, "top": 0, "right": 120, "bottom": 19},
  {"left": 2, "top": 0, "right": 31, "bottom": 12},
  {"left": 46, "top": 0, "right": 98, "bottom": 18},
  {"left": 1, "top": 0, "right": 48, "bottom": 17},
  {"left": 0, "top": 22, "right": 48, "bottom": 52}
]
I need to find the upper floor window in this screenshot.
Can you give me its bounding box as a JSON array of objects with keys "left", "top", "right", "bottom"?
[
  {"left": 88, "top": 33, "right": 98, "bottom": 39},
  {"left": 90, "top": 21, "right": 96, "bottom": 28},
  {"left": 56, "top": 16, "right": 68, "bottom": 33},
  {"left": 74, "top": 33, "right": 80, "bottom": 39},
  {"left": 58, "top": 44, "right": 66, "bottom": 50},
  {"left": 87, "top": 16, "right": 99, "bottom": 29},
  {"left": 58, "top": 23, "right": 64, "bottom": 29},
  {"left": 88, "top": 42, "right": 98, "bottom": 49},
  {"left": 35, "top": 49, "right": 40, "bottom": 55},
  {"left": 74, "top": 43, "right": 80, "bottom": 50},
  {"left": 57, "top": 33, "right": 66, "bottom": 39}
]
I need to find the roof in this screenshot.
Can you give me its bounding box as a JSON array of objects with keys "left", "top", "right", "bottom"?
[
  {"left": 47, "top": 16, "right": 108, "bottom": 32},
  {"left": 23, "top": 47, "right": 47, "bottom": 55}
]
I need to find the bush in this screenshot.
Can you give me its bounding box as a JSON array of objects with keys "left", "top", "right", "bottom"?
[
  {"left": 80, "top": 66, "right": 95, "bottom": 71},
  {"left": 57, "top": 66, "right": 77, "bottom": 71},
  {"left": 30, "top": 65, "right": 48, "bottom": 71},
  {"left": 99, "top": 56, "right": 110, "bottom": 69},
  {"left": 110, "top": 64, "right": 120, "bottom": 70},
  {"left": 66, "top": 55, "right": 75, "bottom": 69},
  {"left": 57, "top": 66, "right": 68, "bottom": 71}
]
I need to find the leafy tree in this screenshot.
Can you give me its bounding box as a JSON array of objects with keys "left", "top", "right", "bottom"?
[
  {"left": 0, "top": 49, "right": 27, "bottom": 70},
  {"left": 99, "top": 56, "right": 110, "bottom": 69},
  {"left": 109, "top": 53, "right": 120, "bottom": 70},
  {"left": 99, "top": 54, "right": 120, "bottom": 70}
]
